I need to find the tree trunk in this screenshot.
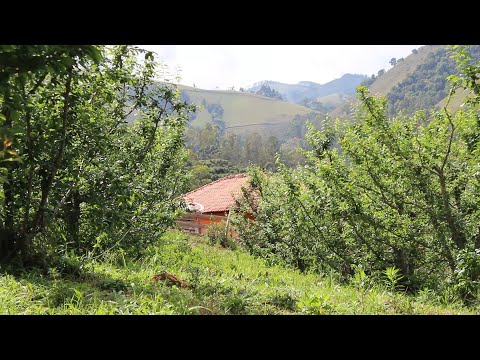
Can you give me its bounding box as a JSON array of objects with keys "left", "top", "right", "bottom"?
[
  {"left": 25, "top": 68, "right": 73, "bottom": 254},
  {"left": 393, "top": 247, "right": 411, "bottom": 279},
  {"left": 0, "top": 230, "right": 15, "bottom": 262},
  {"left": 63, "top": 190, "right": 82, "bottom": 252},
  {"left": 1, "top": 104, "right": 19, "bottom": 261},
  {"left": 475, "top": 226, "right": 480, "bottom": 250},
  {"left": 438, "top": 170, "right": 465, "bottom": 249}
]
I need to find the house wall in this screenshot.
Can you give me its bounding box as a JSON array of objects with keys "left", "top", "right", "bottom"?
[
  {"left": 176, "top": 212, "right": 227, "bottom": 235},
  {"left": 196, "top": 212, "right": 227, "bottom": 234},
  {"left": 176, "top": 211, "right": 253, "bottom": 236}
]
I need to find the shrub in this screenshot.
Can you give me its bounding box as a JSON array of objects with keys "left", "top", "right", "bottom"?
[{"left": 205, "top": 221, "right": 237, "bottom": 250}]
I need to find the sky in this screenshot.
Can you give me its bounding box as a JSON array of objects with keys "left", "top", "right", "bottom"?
[{"left": 139, "top": 45, "right": 421, "bottom": 90}]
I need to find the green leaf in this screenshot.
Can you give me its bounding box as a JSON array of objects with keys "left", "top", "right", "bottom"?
[
  {"left": 10, "top": 110, "right": 19, "bottom": 123},
  {"left": 145, "top": 52, "right": 154, "bottom": 61},
  {"left": 0, "top": 157, "right": 21, "bottom": 163}
]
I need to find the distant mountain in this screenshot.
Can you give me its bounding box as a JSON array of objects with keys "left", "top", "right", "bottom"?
[
  {"left": 178, "top": 84, "right": 319, "bottom": 141},
  {"left": 247, "top": 74, "right": 368, "bottom": 105},
  {"left": 174, "top": 74, "right": 366, "bottom": 144}
]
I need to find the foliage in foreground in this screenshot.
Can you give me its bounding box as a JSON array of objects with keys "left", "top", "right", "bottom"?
[
  {"left": 0, "top": 231, "right": 476, "bottom": 314},
  {"left": 0, "top": 45, "right": 195, "bottom": 262},
  {"left": 233, "top": 46, "right": 480, "bottom": 303}
]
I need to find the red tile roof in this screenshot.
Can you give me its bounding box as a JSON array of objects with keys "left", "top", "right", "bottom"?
[{"left": 183, "top": 174, "right": 250, "bottom": 213}]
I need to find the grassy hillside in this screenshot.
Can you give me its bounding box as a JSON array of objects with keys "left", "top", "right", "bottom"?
[
  {"left": 179, "top": 85, "right": 317, "bottom": 139},
  {"left": 436, "top": 87, "right": 471, "bottom": 111},
  {"left": 316, "top": 92, "right": 355, "bottom": 110},
  {"left": 369, "top": 45, "right": 445, "bottom": 96},
  {"left": 0, "top": 231, "right": 476, "bottom": 314}
]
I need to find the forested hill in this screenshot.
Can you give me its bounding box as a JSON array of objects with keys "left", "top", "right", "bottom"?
[
  {"left": 368, "top": 45, "right": 444, "bottom": 97},
  {"left": 365, "top": 45, "right": 480, "bottom": 115}
]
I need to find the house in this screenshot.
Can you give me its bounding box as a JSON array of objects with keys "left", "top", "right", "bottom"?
[{"left": 176, "top": 174, "right": 250, "bottom": 235}]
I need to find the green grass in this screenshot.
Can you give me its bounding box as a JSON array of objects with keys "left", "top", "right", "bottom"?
[
  {"left": 0, "top": 230, "right": 476, "bottom": 314},
  {"left": 178, "top": 85, "right": 316, "bottom": 140}
]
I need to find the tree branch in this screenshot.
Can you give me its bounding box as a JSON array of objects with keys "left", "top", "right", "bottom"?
[
  {"left": 31, "top": 67, "right": 73, "bottom": 237},
  {"left": 135, "top": 97, "right": 169, "bottom": 167},
  {"left": 441, "top": 96, "right": 456, "bottom": 172},
  {"left": 28, "top": 72, "right": 48, "bottom": 95},
  {"left": 21, "top": 108, "right": 35, "bottom": 237}
]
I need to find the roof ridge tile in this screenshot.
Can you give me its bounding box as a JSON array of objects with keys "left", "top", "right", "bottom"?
[
  {"left": 183, "top": 173, "right": 250, "bottom": 213},
  {"left": 183, "top": 173, "right": 249, "bottom": 198}
]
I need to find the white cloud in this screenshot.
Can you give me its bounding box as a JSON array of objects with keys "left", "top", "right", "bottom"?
[{"left": 139, "top": 45, "right": 421, "bottom": 90}]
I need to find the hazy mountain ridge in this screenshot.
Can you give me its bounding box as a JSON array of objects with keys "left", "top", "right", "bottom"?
[{"left": 247, "top": 73, "right": 367, "bottom": 104}]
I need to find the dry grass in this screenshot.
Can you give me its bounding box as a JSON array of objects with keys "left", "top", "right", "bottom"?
[{"left": 369, "top": 45, "right": 445, "bottom": 96}]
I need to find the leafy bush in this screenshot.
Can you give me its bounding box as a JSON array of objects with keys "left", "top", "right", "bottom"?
[
  {"left": 0, "top": 45, "right": 196, "bottom": 262},
  {"left": 383, "top": 267, "right": 405, "bottom": 293},
  {"left": 50, "top": 256, "right": 83, "bottom": 278},
  {"left": 205, "top": 221, "right": 237, "bottom": 250},
  {"left": 297, "top": 292, "right": 334, "bottom": 314},
  {"left": 453, "top": 249, "right": 480, "bottom": 303},
  {"left": 233, "top": 46, "right": 480, "bottom": 303},
  {"left": 269, "top": 289, "right": 299, "bottom": 311}
]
